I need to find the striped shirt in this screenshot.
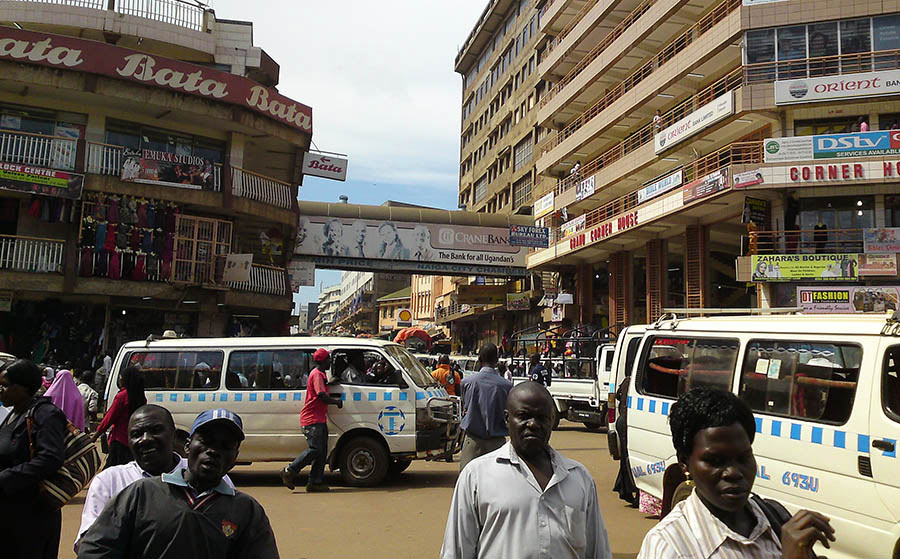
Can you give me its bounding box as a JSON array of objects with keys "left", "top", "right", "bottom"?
[{"left": 637, "top": 491, "right": 782, "bottom": 559}]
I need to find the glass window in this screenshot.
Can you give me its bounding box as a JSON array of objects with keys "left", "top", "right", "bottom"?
[
  {"left": 638, "top": 337, "right": 739, "bottom": 399},
  {"left": 331, "top": 349, "right": 400, "bottom": 386},
  {"left": 385, "top": 344, "right": 435, "bottom": 388},
  {"left": 777, "top": 26, "right": 807, "bottom": 60},
  {"left": 809, "top": 23, "right": 839, "bottom": 58},
  {"left": 739, "top": 340, "right": 861, "bottom": 424},
  {"left": 840, "top": 18, "right": 872, "bottom": 54},
  {"left": 226, "top": 350, "right": 313, "bottom": 390},
  {"left": 745, "top": 29, "right": 775, "bottom": 64},
  {"left": 125, "top": 351, "right": 225, "bottom": 390},
  {"left": 874, "top": 15, "right": 900, "bottom": 50},
  {"left": 883, "top": 346, "right": 900, "bottom": 423}
]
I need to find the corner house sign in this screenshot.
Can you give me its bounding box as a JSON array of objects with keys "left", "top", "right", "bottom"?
[{"left": 0, "top": 27, "right": 312, "bottom": 133}]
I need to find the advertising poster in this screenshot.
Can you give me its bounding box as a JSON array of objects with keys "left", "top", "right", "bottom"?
[
  {"left": 560, "top": 214, "right": 586, "bottom": 238},
  {"left": 655, "top": 92, "right": 734, "bottom": 154},
  {"left": 457, "top": 285, "right": 506, "bottom": 305},
  {"left": 775, "top": 69, "right": 900, "bottom": 105},
  {"left": 733, "top": 169, "right": 765, "bottom": 189},
  {"left": 864, "top": 228, "right": 900, "bottom": 253},
  {"left": 506, "top": 292, "right": 531, "bottom": 311},
  {"left": 287, "top": 260, "right": 315, "bottom": 290},
  {"left": 509, "top": 224, "right": 550, "bottom": 248},
  {"left": 294, "top": 216, "right": 527, "bottom": 277},
  {"left": 222, "top": 254, "right": 253, "bottom": 283},
  {"left": 551, "top": 303, "right": 565, "bottom": 322},
  {"left": 534, "top": 191, "right": 554, "bottom": 218},
  {"left": 813, "top": 130, "right": 900, "bottom": 159},
  {"left": 683, "top": 169, "right": 728, "bottom": 203},
  {"left": 638, "top": 170, "right": 683, "bottom": 204},
  {"left": 0, "top": 291, "right": 12, "bottom": 312},
  {"left": 858, "top": 253, "right": 898, "bottom": 276},
  {"left": 751, "top": 254, "right": 858, "bottom": 281},
  {"left": 575, "top": 176, "right": 595, "bottom": 201},
  {"left": 741, "top": 197, "right": 769, "bottom": 225},
  {"left": 0, "top": 161, "right": 84, "bottom": 199},
  {"left": 798, "top": 286, "right": 899, "bottom": 313},
  {"left": 121, "top": 149, "right": 216, "bottom": 191},
  {"left": 764, "top": 137, "right": 814, "bottom": 163}
]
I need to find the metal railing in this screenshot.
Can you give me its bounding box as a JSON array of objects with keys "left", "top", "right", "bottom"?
[
  {"left": 541, "top": 0, "right": 655, "bottom": 108},
  {"left": 539, "top": 0, "right": 741, "bottom": 154},
  {"left": 554, "top": 67, "right": 744, "bottom": 195},
  {"left": 232, "top": 166, "right": 293, "bottom": 210},
  {"left": 0, "top": 235, "right": 65, "bottom": 273},
  {"left": 435, "top": 303, "right": 474, "bottom": 321},
  {"left": 12, "top": 0, "right": 207, "bottom": 31},
  {"left": 745, "top": 48, "right": 900, "bottom": 83},
  {"left": 86, "top": 142, "right": 222, "bottom": 190},
  {"left": 228, "top": 263, "right": 286, "bottom": 296},
  {"left": 548, "top": 141, "right": 763, "bottom": 244},
  {"left": 542, "top": 0, "right": 601, "bottom": 61},
  {"left": 0, "top": 130, "right": 77, "bottom": 171},
  {"left": 747, "top": 228, "right": 865, "bottom": 255}
]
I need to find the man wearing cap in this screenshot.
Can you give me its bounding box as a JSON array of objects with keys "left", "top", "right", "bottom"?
[
  {"left": 77, "top": 409, "right": 278, "bottom": 559},
  {"left": 281, "top": 348, "right": 342, "bottom": 492}
]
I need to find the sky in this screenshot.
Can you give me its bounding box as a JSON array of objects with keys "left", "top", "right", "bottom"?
[{"left": 209, "top": 0, "right": 488, "bottom": 314}]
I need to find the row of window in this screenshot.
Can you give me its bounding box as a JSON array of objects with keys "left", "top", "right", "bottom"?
[{"left": 638, "top": 336, "right": 900, "bottom": 426}]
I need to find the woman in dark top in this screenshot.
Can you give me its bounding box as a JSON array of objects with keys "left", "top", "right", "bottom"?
[
  {"left": 612, "top": 376, "right": 638, "bottom": 506},
  {"left": 0, "top": 359, "right": 67, "bottom": 559}
]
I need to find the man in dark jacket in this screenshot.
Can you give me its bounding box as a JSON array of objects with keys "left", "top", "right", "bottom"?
[{"left": 528, "top": 353, "right": 552, "bottom": 387}]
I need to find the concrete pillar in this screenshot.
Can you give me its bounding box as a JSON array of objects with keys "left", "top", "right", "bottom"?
[
  {"left": 875, "top": 195, "right": 886, "bottom": 228},
  {"left": 576, "top": 263, "right": 593, "bottom": 325},
  {"left": 685, "top": 225, "right": 709, "bottom": 309},
  {"left": 224, "top": 132, "right": 246, "bottom": 209},
  {"left": 646, "top": 239, "right": 667, "bottom": 322},
  {"left": 609, "top": 251, "right": 633, "bottom": 334}
]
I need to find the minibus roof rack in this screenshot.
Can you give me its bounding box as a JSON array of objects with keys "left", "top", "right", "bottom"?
[{"left": 657, "top": 307, "right": 802, "bottom": 325}]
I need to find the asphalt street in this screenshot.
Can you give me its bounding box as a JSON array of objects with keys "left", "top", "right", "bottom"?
[{"left": 60, "top": 421, "right": 657, "bottom": 558}]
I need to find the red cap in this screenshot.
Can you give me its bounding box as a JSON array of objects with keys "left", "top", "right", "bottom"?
[{"left": 313, "top": 348, "right": 330, "bottom": 363}]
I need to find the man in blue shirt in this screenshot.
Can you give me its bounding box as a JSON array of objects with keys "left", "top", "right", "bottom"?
[
  {"left": 528, "top": 353, "right": 552, "bottom": 387},
  {"left": 458, "top": 343, "right": 513, "bottom": 471}
]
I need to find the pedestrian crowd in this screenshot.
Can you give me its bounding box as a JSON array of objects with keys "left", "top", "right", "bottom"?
[{"left": 1, "top": 345, "right": 838, "bottom": 559}]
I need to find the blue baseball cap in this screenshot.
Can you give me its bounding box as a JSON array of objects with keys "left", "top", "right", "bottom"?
[{"left": 190, "top": 409, "right": 245, "bottom": 441}]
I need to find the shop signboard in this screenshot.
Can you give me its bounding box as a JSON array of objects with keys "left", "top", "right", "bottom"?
[
  {"left": 683, "top": 169, "right": 729, "bottom": 203},
  {"left": 302, "top": 152, "right": 348, "bottom": 181},
  {"left": 741, "top": 197, "right": 769, "bottom": 225},
  {"left": 295, "top": 217, "right": 527, "bottom": 277},
  {"left": 0, "top": 162, "right": 84, "bottom": 199},
  {"left": 121, "top": 149, "right": 217, "bottom": 191},
  {"left": 534, "top": 191, "right": 555, "bottom": 218},
  {"left": 0, "top": 27, "right": 313, "bottom": 133},
  {"left": 733, "top": 169, "right": 765, "bottom": 189},
  {"left": 638, "top": 170, "right": 683, "bottom": 204},
  {"left": 775, "top": 69, "right": 900, "bottom": 105},
  {"left": 655, "top": 92, "right": 734, "bottom": 154},
  {"left": 560, "top": 214, "right": 586, "bottom": 238},
  {"left": 506, "top": 292, "right": 530, "bottom": 311},
  {"left": 865, "top": 228, "right": 900, "bottom": 252},
  {"left": 858, "top": 253, "right": 898, "bottom": 276},
  {"left": 551, "top": 303, "right": 565, "bottom": 322},
  {"left": 575, "top": 176, "right": 595, "bottom": 201},
  {"left": 751, "top": 253, "right": 858, "bottom": 281},
  {"left": 287, "top": 259, "right": 315, "bottom": 290},
  {"left": 222, "top": 254, "right": 253, "bottom": 283},
  {"left": 764, "top": 137, "right": 814, "bottom": 162},
  {"left": 0, "top": 291, "right": 11, "bottom": 312},
  {"left": 797, "top": 286, "right": 900, "bottom": 313},
  {"left": 457, "top": 284, "right": 507, "bottom": 305},
  {"left": 509, "top": 224, "right": 550, "bottom": 248},
  {"left": 813, "top": 130, "right": 900, "bottom": 159},
  {"left": 396, "top": 308, "right": 413, "bottom": 328}
]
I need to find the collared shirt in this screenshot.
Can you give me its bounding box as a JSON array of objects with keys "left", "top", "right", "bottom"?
[
  {"left": 441, "top": 442, "right": 611, "bottom": 559},
  {"left": 460, "top": 367, "right": 513, "bottom": 439},
  {"left": 529, "top": 364, "right": 552, "bottom": 387},
  {"left": 76, "top": 455, "right": 236, "bottom": 543},
  {"left": 637, "top": 490, "right": 782, "bottom": 559}
]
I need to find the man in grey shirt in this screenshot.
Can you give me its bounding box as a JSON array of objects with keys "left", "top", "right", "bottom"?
[{"left": 458, "top": 343, "right": 512, "bottom": 471}]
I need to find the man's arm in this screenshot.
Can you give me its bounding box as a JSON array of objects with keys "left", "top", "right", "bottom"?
[
  {"left": 311, "top": 372, "right": 342, "bottom": 407},
  {"left": 75, "top": 470, "right": 115, "bottom": 550},
  {"left": 584, "top": 477, "right": 612, "bottom": 559},
  {"left": 440, "top": 468, "right": 480, "bottom": 559},
  {"left": 234, "top": 497, "right": 280, "bottom": 559}
]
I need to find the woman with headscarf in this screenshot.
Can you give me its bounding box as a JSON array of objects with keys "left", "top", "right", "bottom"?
[
  {"left": 92, "top": 366, "right": 146, "bottom": 468},
  {"left": 43, "top": 368, "right": 85, "bottom": 431},
  {"left": 0, "top": 359, "right": 67, "bottom": 558}
]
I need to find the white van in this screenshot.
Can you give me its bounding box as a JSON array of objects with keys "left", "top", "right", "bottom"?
[
  {"left": 106, "top": 336, "right": 461, "bottom": 486},
  {"left": 606, "top": 324, "right": 647, "bottom": 456},
  {"left": 626, "top": 313, "right": 900, "bottom": 559}
]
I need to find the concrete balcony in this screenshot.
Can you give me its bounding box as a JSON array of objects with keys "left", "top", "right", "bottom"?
[
  {"left": 227, "top": 263, "right": 287, "bottom": 297},
  {"left": 231, "top": 166, "right": 293, "bottom": 211},
  {"left": 86, "top": 142, "right": 222, "bottom": 191},
  {"left": 0, "top": 234, "right": 64, "bottom": 273},
  {"left": 0, "top": 129, "right": 77, "bottom": 171}
]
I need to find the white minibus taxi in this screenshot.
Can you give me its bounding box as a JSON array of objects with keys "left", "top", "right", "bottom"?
[
  {"left": 626, "top": 313, "right": 900, "bottom": 559},
  {"left": 106, "top": 336, "right": 461, "bottom": 486}
]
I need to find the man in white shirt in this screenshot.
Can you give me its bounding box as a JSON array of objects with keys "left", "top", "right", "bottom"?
[
  {"left": 75, "top": 404, "right": 233, "bottom": 549},
  {"left": 75, "top": 369, "right": 99, "bottom": 432},
  {"left": 441, "top": 382, "right": 611, "bottom": 559}
]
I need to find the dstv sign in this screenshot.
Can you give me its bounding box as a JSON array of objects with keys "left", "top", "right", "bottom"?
[{"left": 814, "top": 131, "right": 900, "bottom": 159}]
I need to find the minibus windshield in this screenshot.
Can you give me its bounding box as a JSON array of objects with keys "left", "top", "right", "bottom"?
[{"left": 386, "top": 345, "right": 440, "bottom": 388}]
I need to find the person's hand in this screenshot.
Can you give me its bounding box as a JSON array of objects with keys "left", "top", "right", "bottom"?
[
  {"left": 90, "top": 432, "right": 100, "bottom": 444},
  {"left": 337, "top": 400, "right": 343, "bottom": 409},
  {"left": 781, "top": 510, "right": 835, "bottom": 559}
]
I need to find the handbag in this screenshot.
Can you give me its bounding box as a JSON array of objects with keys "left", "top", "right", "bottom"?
[
  {"left": 25, "top": 403, "right": 102, "bottom": 510},
  {"left": 751, "top": 494, "right": 819, "bottom": 559}
]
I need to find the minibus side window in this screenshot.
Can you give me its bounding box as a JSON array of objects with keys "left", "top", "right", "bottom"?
[
  {"left": 738, "top": 340, "right": 861, "bottom": 425},
  {"left": 331, "top": 349, "right": 401, "bottom": 386},
  {"left": 126, "top": 351, "right": 224, "bottom": 390},
  {"left": 882, "top": 346, "right": 900, "bottom": 423},
  {"left": 226, "top": 350, "right": 313, "bottom": 390},
  {"left": 638, "top": 337, "right": 739, "bottom": 399}
]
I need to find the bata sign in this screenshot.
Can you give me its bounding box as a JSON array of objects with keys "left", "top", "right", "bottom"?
[
  {"left": 302, "top": 152, "right": 348, "bottom": 181},
  {"left": 655, "top": 92, "right": 734, "bottom": 154},
  {"left": 775, "top": 69, "right": 900, "bottom": 105},
  {"left": 0, "top": 28, "right": 312, "bottom": 133}
]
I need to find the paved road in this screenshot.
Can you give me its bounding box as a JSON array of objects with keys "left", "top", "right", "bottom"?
[{"left": 61, "top": 421, "right": 656, "bottom": 558}]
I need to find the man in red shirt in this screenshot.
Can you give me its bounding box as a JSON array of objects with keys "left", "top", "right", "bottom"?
[{"left": 281, "top": 348, "right": 342, "bottom": 492}]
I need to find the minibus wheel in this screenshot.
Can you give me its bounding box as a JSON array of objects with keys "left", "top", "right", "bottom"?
[
  {"left": 583, "top": 422, "right": 605, "bottom": 433},
  {"left": 388, "top": 458, "right": 413, "bottom": 477},
  {"left": 339, "top": 437, "right": 389, "bottom": 486}
]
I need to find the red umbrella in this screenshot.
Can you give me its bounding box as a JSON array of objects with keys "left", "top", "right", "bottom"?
[{"left": 394, "top": 327, "right": 432, "bottom": 349}]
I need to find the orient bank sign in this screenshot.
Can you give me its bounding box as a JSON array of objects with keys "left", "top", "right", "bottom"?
[
  {"left": 775, "top": 69, "right": 900, "bottom": 105},
  {"left": 0, "top": 28, "right": 312, "bottom": 133},
  {"left": 302, "top": 152, "right": 348, "bottom": 181}
]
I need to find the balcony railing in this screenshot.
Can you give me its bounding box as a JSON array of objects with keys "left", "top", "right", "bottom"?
[
  {"left": 12, "top": 0, "right": 207, "bottom": 32},
  {"left": 539, "top": 0, "right": 741, "bottom": 154},
  {"left": 747, "top": 229, "right": 865, "bottom": 255},
  {"left": 745, "top": 49, "right": 900, "bottom": 84},
  {"left": 86, "top": 141, "right": 223, "bottom": 192},
  {"left": 548, "top": 141, "right": 763, "bottom": 244},
  {"left": 542, "top": 0, "right": 601, "bottom": 61},
  {"left": 228, "top": 263, "right": 286, "bottom": 296},
  {"left": 232, "top": 166, "right": 293, "bottom": 210},
  {"left": 0, "top": 130, "right": 77, "bottom": 171},
  {"left": 0, "top": 235, "right": 65, "bottom": 273}
]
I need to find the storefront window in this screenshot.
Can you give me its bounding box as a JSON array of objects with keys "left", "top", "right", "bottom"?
[
  {"left": 886, "top": 196, "right": 900, "bottom": 227},
  {"left": 880, "top": 113, "right": 900, "bottom": 131},
  {"left": 808, "top": 23, "right": 839, "bottom": 76},
  {"left": 746, "top": 29, "right": 775, "bottom": 64},
  {"left": 799, "top": 196, "right": 873, "bottom": 253},
  {"left": 873, "top": 15, "right": 900, "bottom": 51},
  {"left": 794, "top": 116, "right": 857, "bottom": 136},
  {"left": 777, "top": 26, "right": 807, "bottom": 60},
  {"left": 105, "top": 120, "right": 225, "bottom": 163},
  {"left": 841, "top": 18, "right": 872, "bottom": 72}
]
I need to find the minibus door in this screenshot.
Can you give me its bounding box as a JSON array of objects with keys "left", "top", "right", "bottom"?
[{"left": 870, "top": 344, "right": 900, "bottom": 521}]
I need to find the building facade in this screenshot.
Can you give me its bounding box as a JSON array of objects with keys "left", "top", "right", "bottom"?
[
  {"left": 377, "top": 287, "right": 411, "bottom": 335},
  {"left": 0, "top": 0, "right": 310, "bottom": 360},
  {"left": 333, "top": 271, "right": 409, "bottom": 335},
  {"left": 528, "top": 0, "right": 900, "bottom": 328},
  {"left": 312, "top": 284, "right": 340, "bottom": 335}
]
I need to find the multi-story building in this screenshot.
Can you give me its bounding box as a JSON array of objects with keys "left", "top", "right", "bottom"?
[
  {"left": 376, "top": 286, "right": 411, "bottom": 335},
  {"left": 0, "top": 0, "right": 311, "bottom": 359},
  {"left": 333, "top": 271, "right": 409, "bottom": 335},
  {"left": 529, "top": 0, "right": 900, "bottom": 328},
  {"left": 451, "top": 0, "right": 546, "bottom": 351},
  {"left": 312, "top": 284, "right": 340, "bottom": 335}
]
